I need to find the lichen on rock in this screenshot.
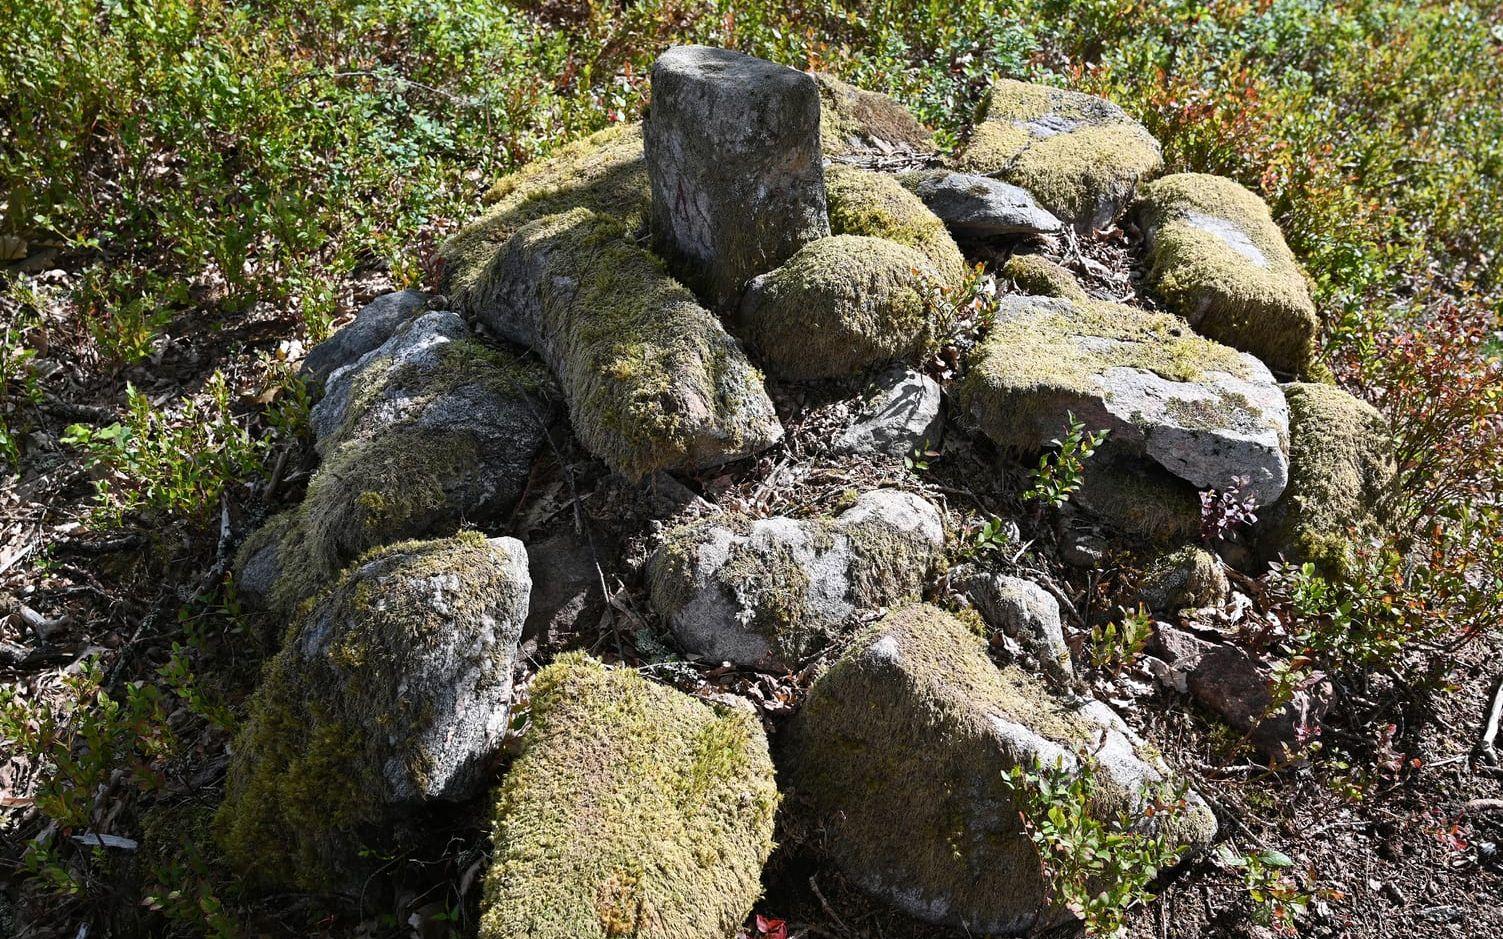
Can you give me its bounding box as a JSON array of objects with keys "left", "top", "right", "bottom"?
[
  {"left": 957, "top": 79, "right": 1163, "bottom": 231},
  {"left": 1138, "top": 173, "right": 1320, "bottom": 376},
  {"left": 1257, "top": 381, "right": 1397, "bottom": 575},
  {"left": 648, "top": 489, "right": 945, "bottom": 671},
  {"left": 438, "top": 123, "right": 649, "bottom": 316},
  {"left": 824, "top": 163, "right": 965, "bottom": 283},
  {"left": 813, "top": 72, "right": 935, "bottom": 157},
  {"left": 217, "top": 532, "right": 530, "bottom": 891},
  {"left": 785, "top": 604, "right": 1216, "bottom": 932},
  {"left": 736, "top": 234, "right": 941, "bottom": 380},
  {"left": 1138, "top": 545, "right": 1229, "bottom": 613},
  {"left": 958, "top": 294, "right": 1291, "bottom": 504},
  {"left": 479, "top": 206, "right": 782, "bottom": 478},
  {"left": 479, "top": 653, "right": 777, "bottom": 939}
]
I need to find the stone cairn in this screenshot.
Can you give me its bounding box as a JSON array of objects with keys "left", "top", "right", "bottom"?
[{"left": 221, "top": 45, "right": 1395, "bottom": 936}]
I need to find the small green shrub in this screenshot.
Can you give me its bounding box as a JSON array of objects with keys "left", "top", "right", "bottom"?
[{"left": 1025, "top": 411, "right": 1108, "bottom": 508}]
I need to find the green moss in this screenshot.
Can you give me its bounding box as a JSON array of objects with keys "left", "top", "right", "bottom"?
[
  {"left": 958, "top": 294, "right": 1256, "bottom": 451},
  {"left": 1075, "top": 460, "right": 1202, "bottom": 543},
  {"left": 1258, "top": 382, "right": 1397, "bottom": 576},
  {"left": 494, "top": 207, "right": 779, "bottom": 479},
  {"left": 814, "top": 73, "right": 934, "bottom": 157},
  {"left": 956, "top": 80, "right": 1162, "bottom": 228},
  {"left": 439, "top": 124, "right": 649, "bottom": 315},
  {"left": 785, "top": 604, "right": 1214, "bottom": 929},
  {"left": 1138, "top": 173, "right": 1319, "bottom": 375},
  {"left": 480, "top": 653, "right": 778, "bottom": 939},
  {"left": 1001, "top": 254, "right": 1087, "bottom": 301},
  {"left": 737, "top": 234, "right": 938, "bottom": 379},
  {"left": 217, "top": 533, "right": 519, "bottom": 890},
  {"left": 1139, "top": 546, "right": 1228, "bottom": 611},
  {"left": 824, "top": 164, "right": 964, "bottom": 284}
]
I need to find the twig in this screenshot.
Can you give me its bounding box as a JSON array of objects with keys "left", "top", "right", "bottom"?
[
  {"left": 809, "top": 876, "right": 850, "bottom": 936},
  {"left": 1475, "top": 673, "right": 1503, "bottom": 769}
]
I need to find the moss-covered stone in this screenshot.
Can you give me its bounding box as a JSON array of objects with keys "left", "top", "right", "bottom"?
[
  {"left": 217, "top": 533, "right": 530, "bottom": 891},
  {"left": 956, "top": 79, "right": 1163, "bottom": 230},
  {"left": 736, "top": 234, "right": 940, "bottom": 380},
  {"left": 1257, "top": 382, "right": 1397, "bottom": 576},
  {"left": 1138, "top": 173, "right": 1319, "bottom": 376},
  {"left": 814, "top": 72, "right": 935, "bottom": 157},
  {"left": 439, "top": 124, "right": 649, "bottom": 315},
  {"left": 1075, "top": 459, "right": 1203, "bottom": 544},
  {"left": 784, "top": 604, "right": 1216, "bottom": 932},
  {"left": 824, "top": 163, "right": 965, "bottom": 284},
  {"left": 649, "top": 489, "right": 944, "bottom": 671},
  {"left": 480, "top": 653, "right": 778, "bottom": 939},
  {"left": 1138, "top": 545, "right": 1229, "bottom": 612},
  {"left": 1001, "top": 253, "right": 1088, "bottom": 302},
  {"left": 480, "top": 207, "right": 781, "bottom": 478}
]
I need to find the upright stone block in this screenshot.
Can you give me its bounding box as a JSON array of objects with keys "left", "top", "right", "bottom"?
[{"left": 645, "top": 45, "right": 830, "bottom": 307}]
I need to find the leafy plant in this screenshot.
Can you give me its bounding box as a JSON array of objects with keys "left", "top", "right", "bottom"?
[
  {"left": 1199, "top": 475, "right": 1259, "bottom": 544},
  {"left": 1004, "top": 758, "right": 1189, "bottom": 936},
  {"left": 1089, "top": 605, "right": 1154, "bottom": 675},
  {"left": 1214, "top": 845, "right": 1313, "bottom": 936},
  {"left": 1025, "top": 412, "right": 1107, "bottom": 508},
  {"left": 972, "top": 515, "right": 1017, "bottom": 553}
]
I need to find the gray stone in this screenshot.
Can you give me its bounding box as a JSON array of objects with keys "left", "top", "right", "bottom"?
[
  {"left": 300, "top": 290, "right": 428, "bottom": 390},
  {"left": 786, "top": 604, "right": 1217, "bottom": 933},
  {"left": 648, "top": 489, "right": 944, "bottom": 671},
  {"left": 522, "top": 530, "right": 606, "bottom": 648},
  {"left": 814, "top": 72, "right": 935, "bottom": 157},
  {"left": 645, "top": 45, "right": 830, "bottom": 306},
  {"left": 953, "top": 566, "right": 1073, "bottom": 684},
  {"left": 1139, "top": 546, "right": 1229, "bottom": 613},
  {"left": 904, "top": 170, "right": 1062, "bottom": 237},
  {"left": 835, "top": 365, "right": 943, "bottom": 459}
]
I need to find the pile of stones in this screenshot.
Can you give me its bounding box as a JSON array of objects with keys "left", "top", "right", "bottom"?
[{"left": 220, "top": 45, "right": 1397, "bottom": 936}]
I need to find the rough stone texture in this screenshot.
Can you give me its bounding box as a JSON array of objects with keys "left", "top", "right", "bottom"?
[
  {"left": 1152, "top": 625, "right": 1334, "bottom": 762},
  {"left": 645, "top": 46, "right": 830, "bottom": 307},
  {"left": 1139, "top": 546, "right": 1230, "bottom": 613},
  {"left": 482, "top": 207, "right": 782, "bottom": 479},
  {"left": 217, "top": 533, "right": 530, "bottom": 889},
  {"left": 1257, "top": 382, "right": 1397, "bottom": 575},
  {"left": 903, "top": 170, "right": 1063, "bottom": 237},
  {"left": 824, "top": 163, "right": 965, "bottom": 283},
  {"left": 736, "top": 235, "right": 938, "bottom": 380},
  {"left": 814, "top": 72, "right": 935, "bottom": 157},
  {"left": 957, "top": 79, "right": 1163, "bottom": 230},
  {"left": 959, "top": 294, "right": 1291, "bottom": 505},
  {"left": 523, "top": 530, "right": 607, "bottom": 647},
  {"left": 480, "top": 653, "right": 777, "bottom": 939},
  {"left": 440, "top": 123, "right": 649, "bottom": 316},
  {"left": 953, "top": 566, "right": 1073, "bottom": 684},
  {"left": 1138, "top": 173, "right": 1320, "bottom": 375},
  {"left": 786, "top": 604, "right": 1217, "bottom": 933},
  {"left": 299, "top": 289, "right": 428, "bottom": 390},
  {"left": 1075, "top": 459, "right": 1202, "bottom": 543},
  {"left": 648, "top": 490, "right": 944, "bottom": 671},
  {"left": 834, "top": 365, "right": 943, "bottom": 459},
  {"left": 236, "top": 313, "right": 554, "bottom": 614}
]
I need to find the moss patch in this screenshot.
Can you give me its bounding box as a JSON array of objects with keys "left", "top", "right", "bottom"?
[
  {"left": 736, "top": 234, "right": 939, "bottom": 380},
  {"left": 956, "top": 79, "right": 1162, "bottom": 228},
  {"left": 1138, "top": 173, "right": 1319, "bottom": 375},
  {"left": 217, "top": 533, "right": 523, "bottom": 891},
  {"left": 439, "top": 124, "right": 649, "bottom": 315},
  {"left": 1075, "top": 460, "right": 1203, "bottom": 544},
  {"left": 825, "top": 163, "right": 965, "bottom": 284},
  {"left": 480, "top": 653, "right": 778, "bottom": 939},
  {"left": 1258, "top": 382, "right": 1396, "bottom": 575},
  {"left": 814, "top": 72, "right": 934, "bottom": 157},
  {"left": 1001, "top": 254, "right": 1088, "bottom": 301}
]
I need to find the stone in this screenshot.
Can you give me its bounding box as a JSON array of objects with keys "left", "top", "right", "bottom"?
[
  {"left": 645, "top": 46, "right": 830, "bottom": 306},
  {"left": 957, "top": 79, "right": 1163, "bottom": 230},
  {"left": 952, "top": 566, "right": 1073, "bottom": 684},
  {"left": 1152, "top": 625, "right": 1334, "bottom": 762},
  {"left": 481, "top": 207, "right": 782, "bottom": 479},
  {"left": 1257, "top": 382, "right": 1397, "bottom": 576},
  {"left": 648, "top": 489, "right": 944, "bottom": 671},
  {"left": 235, "top": 312, "right": 553, "bottom": 613},
  {"left": 814, "top": 72, "right": 935, "bottom": 157},
  {"left": 1074, "top": 458, "right": 1202, "bottom": 543},
  {"left": 440, "top": 123, "right": 649, "bottom": 316},
  {"left": 834, "top": 365, "right": 943, "bottom": 459},
  {"left": 299, "top": 289, "right": 428, "bottom": 390},
  {"left": 785, "top": 604, "right": 1217, "bottom": 933},
  {"left": 1139, "top": 546, "right": 1229, "bottom": 613},
  {"left": 1002, "top": 253, "right": 1089, "bottom": 302},
  {"left": 736, "top": 235, "right": 939, "bottom": 380},
  {"left": 479, "top": 653, "right": 777, "bottom": 939},
  {"left": 522, "top": 530, "right": 606, "bottom": 647},
  {"left": 903, "top": 170, "right": 1063, "bottom": 237},
  {"left": 217, "top": 533, "right": 530, "bottom": 889},
  {"left": 824, "top": 163, "right": 965, "bottom": 283},
  {"left": 958, "top": 294, "right": 1291, "bottom": 505},
  {"left": 1138, "top": 173, "right": 1320, "bottom": 375}
]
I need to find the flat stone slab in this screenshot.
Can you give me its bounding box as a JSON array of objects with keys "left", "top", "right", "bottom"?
[
  {"left": 903, "top": 170, "right": 1062, "bottom": 237},
  {"left": 960, "top": 294, "right": 1290, "bottom": 505},
  {"left": 834, "top": 364, "right": 943, "bottom": 459}
]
